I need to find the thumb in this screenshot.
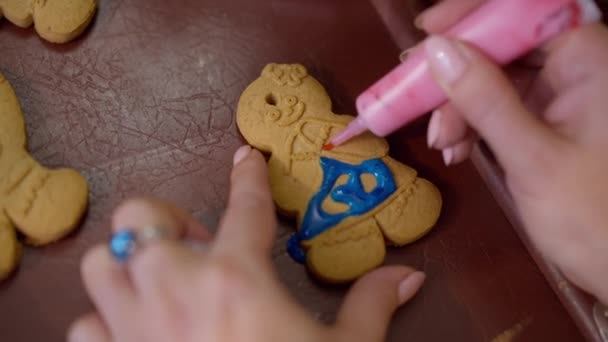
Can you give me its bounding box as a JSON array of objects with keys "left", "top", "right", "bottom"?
[
  {"left": 334, "top": 266, "right": 425, "bottom": 341},
  {"left": 425, "top": 35, "right": 561, "bottom": 175}
]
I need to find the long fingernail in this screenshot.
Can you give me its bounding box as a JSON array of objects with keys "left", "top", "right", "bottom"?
[
  {"left": 398, "top": 271, "right": 426, "bottom": 304},
  {"left": 233, "top": 145, "right": 252, "bottom": 166},
  {"left": 442, "top": 147, "right": 454, "bottom": 166},
  {"left": 427, "top": 110, "right": 441, "bottom": 149},
  {"left": 426, "top": 36, "right": 468, "bottom": 85}
]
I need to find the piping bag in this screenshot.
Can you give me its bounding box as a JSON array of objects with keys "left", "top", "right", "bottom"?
[{"left": 328, "top": 0, "right": 602, "bottom": 148}]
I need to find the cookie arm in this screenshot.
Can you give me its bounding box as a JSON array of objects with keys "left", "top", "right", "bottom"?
[
  {"left": 298, "top": 117, "right": 389, "bottom": 161},
  {"left": 0, "top": 74, "right": 27, "bottom": 149},
  {"left": 0, "top": 0, "right": 34, "bottom": 28},
  {"left": 268, "top": 156, "right": 311, "bottom": 219},
  {"left": 326, "top": 127, "right": 389, "bottom": 161}
]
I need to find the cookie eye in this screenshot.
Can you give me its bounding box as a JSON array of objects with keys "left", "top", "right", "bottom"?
[
  {"left": 284, "top": 95, "right": 297, "bottom": 106},
  {"left": 265, "top": 107, "right": 281, "bottom": 121},
  {"left": 265, "top": 93, "right": 277, "bottom": 106}
]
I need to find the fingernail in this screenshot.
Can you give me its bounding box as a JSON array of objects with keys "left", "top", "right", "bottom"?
[
  {"left": 67, "top": 324, "right": 85, "bottom": 342},
  {"left": 233, "top": 145, "right": 252, "bottom": 166},
  {"left": 427, "top": 110, "right": 441, "bottom": 149},
  {"left": 451, "top": 141, "right": 473, "bottom": 165},
  {"left": 414, "top": 15, "right": 424, "bottom": 30},
  {"left": 399, "top": 47, "right": 414, "bottom": 62},
  {"left": 426, "top": 36, "right": 468, "bottom": 85},
  {"left": 442, "top": 147, "right": 454, "bottom": 166},
  {"left": 183, "top": 239, "right": 209, "bottom": 254},
  {"left": 398, "top": 271, "right": 426, "bottom": 304}
]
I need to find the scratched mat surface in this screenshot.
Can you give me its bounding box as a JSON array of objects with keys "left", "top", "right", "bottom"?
[{"left": 0, "top": 0, "right": 582, "bottom": 341}]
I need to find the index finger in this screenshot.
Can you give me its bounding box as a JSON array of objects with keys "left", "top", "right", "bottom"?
[{"left": 214, "top": 146, "right": 277, "bottom": 259}]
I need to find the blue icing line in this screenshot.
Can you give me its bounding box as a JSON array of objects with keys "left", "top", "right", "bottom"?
[
  {"left": 287, "top": 234, "right": 306, "bottom": 263},
  {"left": 287, "top": 157, "right": 396, "bottom": 264}
]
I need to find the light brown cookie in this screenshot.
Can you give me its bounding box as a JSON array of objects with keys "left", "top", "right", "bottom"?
[
  {"left": 237, "top": 63, "right": 442, "bottom": 283},
  {"left": 0, "top": 0, "right": 97, "bottom": 44},
  {"left": 0, "top": 72, "right": 88, "bottom": 280},
  {"left": 0, "top": 217, "right": 21, "bottom": 281}
]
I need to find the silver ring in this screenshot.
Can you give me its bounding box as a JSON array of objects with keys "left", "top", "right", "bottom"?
[{"left": 109, "top": 226, "right": 177, "bottom": 262}]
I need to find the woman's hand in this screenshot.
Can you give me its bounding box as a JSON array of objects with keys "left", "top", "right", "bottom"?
[
  {"left": 418, "top": 1, "right": 608, "bottom": 304},
  {"left": 68, "top": 146, "right": 425, "bottom": 342}
]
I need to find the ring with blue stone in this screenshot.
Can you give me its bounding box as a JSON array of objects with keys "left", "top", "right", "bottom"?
[{"left": 109, "top": 226, "right": 175, "bottom": 262}]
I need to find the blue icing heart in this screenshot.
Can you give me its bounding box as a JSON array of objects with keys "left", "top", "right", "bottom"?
[{"left": 288, "top": 157, "right": 396, "bottom": 263}]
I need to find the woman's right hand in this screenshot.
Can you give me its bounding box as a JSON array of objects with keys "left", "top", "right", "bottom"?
[{"left": 417, "top": 1, "right": 608, "bottom": 304}]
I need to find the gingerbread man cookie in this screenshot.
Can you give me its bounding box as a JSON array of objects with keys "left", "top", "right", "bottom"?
[
  {"left": 0, "top": 73, "right": 88, "bottom": 280},
  {"left": 0, "top": 0, "right": 97, "bottom": 43},
  {"left": 237, "top": 64, "right": 442, "bottom": 283}
]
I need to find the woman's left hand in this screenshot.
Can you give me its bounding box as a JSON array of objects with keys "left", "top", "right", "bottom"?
[{"left": 68, "top": 145, "right": 425, "bottom": 342}]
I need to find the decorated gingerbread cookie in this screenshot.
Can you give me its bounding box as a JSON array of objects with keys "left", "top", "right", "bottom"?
[
  {"left": 237, "top": 64, "right": 442, "bottom": 282},
  {"left": 0, "top": 73, "right": 88, "bottom": 280},
  {"left": 0, "top": 0, "right": 97, "bottom": 43}
]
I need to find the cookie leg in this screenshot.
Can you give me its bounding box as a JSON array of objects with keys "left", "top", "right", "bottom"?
[
  {"left": 0, "top": 213, "right": 21, "bottom": 280},
  {"left": 375, "top": 178, "right": 442, "bottom": 246},
  {"left": 4, "top": 157, "right": 88, "bottom": 245},
  {"left": 31, "top": 0, "right": 97, "bottom": 43},
  {"left": 305, "top": 218, "right": 386, "bottom": 283}
]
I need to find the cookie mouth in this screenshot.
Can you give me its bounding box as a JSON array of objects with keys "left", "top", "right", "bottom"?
[{"left": 278, "top": 101, "right": 305, "bottom": 127}]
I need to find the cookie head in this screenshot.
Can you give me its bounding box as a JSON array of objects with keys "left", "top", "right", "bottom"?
[{"left": 236, "top": 64, "right": 332, "bottom": 151}]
